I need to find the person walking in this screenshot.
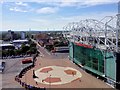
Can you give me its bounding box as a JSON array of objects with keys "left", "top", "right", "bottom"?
[{"left": 36, "top": 81, "right": 38, "bottom": 85}]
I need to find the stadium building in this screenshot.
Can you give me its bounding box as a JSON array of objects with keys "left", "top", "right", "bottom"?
[{"left": 63, "top": 5, "right": 120, "bottom": 88}]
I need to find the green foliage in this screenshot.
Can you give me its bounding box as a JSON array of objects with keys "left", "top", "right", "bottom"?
[
  {"left": 21, "top": 44, "right": 30, "bottom": 54},
  {"left": 54, "top": 41, "right": 68, "bottom": 47},
  {"left": 28, "top": 47, "right": 37, "bottom": 54},
  {"left": 30, "top": 42, "right": 36, "bottom": 47},
  {"left": 0, "top": 50, "right": 2, "bottom": 57},
  {"left": 2, "top": 50, "right": 8, "bottom": 57},
  {"left": 45, "top": 45, "right": 54, "bottom": 51},
  {"left": 53, "top": 41, "right": 59, "bottom": 46},
  {"left": 8, "top": 50, "right": 15, "bottom": 56},
  {"left": 15, "top": 49, "right": 22, "bottom": 55}
]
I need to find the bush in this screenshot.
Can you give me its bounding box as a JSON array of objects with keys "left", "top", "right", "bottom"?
[
  {"left": 30, "top": 42, "right": 36, "bottom": 47},
  {"left": 8, "top": 49, "right": 15, "bottom": 56},
  {"left": 2, "top": 50, "right": 8, "bottom": 57},
  {"left": 15, "top": 49, "right": 22, "bottom": 56},
  {"left": 28, "top": 47, "right": 37, "bottom": 54},
  {"left": 21, "top": 45, "right": 30, "bottom": 54},
  {"left": 54, "top": 41, "right": 68, "bottom": 47},
  {"left": 45, "top": 45, "right": 54, "bottom": 51}
]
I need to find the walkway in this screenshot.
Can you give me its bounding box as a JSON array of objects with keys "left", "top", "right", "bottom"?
[{"left": 19, "top": 55, "right": 111, "bottom": 88}]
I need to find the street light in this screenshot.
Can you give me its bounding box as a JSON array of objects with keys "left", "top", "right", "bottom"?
[{"left": 49, "top": 75, "right": 51, "bottom": 89}]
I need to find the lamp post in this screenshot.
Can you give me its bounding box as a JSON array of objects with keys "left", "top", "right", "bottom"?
[
  {"left": 49, "top": 75, "right": 51, "bottom": 89},
  {"left": 25, "top": 71, "right": 27, "bottom": 85}
]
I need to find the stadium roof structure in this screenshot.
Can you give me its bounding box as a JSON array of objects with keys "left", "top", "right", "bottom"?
[{"left": 63, "top": 15, "right": 120, "bottom": 52}]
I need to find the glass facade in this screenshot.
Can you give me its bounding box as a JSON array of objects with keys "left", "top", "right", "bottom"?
[
  {"left": 73, "top": 43, "right": 104, "bottom": 76},
  {"left": 69, "top": 42, "right": 116, "bottom": 80}
]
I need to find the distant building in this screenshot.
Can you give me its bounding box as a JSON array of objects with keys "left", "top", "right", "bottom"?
[
  {"left": 21, "top": 31, "right": 26, "bottom": 39},
  {"left": 0, "top": 44, "right": 15, "bottom": 50},
  {"left": 0, "top": 40, "right": 3, "bottom": 44},
  {"left": 118, "top": 1, "right": 120, "bottom": 14},
  {"left": 7, "top": 30, "right": 13, "bottom": 41},
  {"left": 12, "top": 39, "right": 28, "bottom": 49},
  {"left": 35, "top": 33, "right": 49, "bottom": 46},
  {"left": 35, "top": 33, "right": 49, "bottom": 40},
  {"left": 5, "top": 30, "right": 17, "bottom": 41}
]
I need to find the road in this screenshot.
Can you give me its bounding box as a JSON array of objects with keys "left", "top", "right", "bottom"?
[
  {"left": 31, "top": 39, "right": 69, "bottom": 59},
  {"left": 1, "top": 57, "right": 32, "bottom": 88}
]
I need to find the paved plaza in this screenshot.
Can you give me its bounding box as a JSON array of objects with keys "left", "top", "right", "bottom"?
[
  {"left": 19, "top": 56, "right": 111, "bottom": 88},
  {"left": 1, "top": 41, "right": 112, "bottom": 89}
]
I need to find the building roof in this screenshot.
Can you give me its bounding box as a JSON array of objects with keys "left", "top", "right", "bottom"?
[
  {"left": 0, "top": 44, "right": 14, "bottom": 47},
  {"left": 12, "top": 39, "right": 28, "bottom": 43},
  {"left": 35, "top": 33, "right": 49, "bottom": 39}
]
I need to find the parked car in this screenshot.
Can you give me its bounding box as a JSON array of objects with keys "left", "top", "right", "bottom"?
[
  {"left": 0, "top": 60, "right": 6, "bottom": 73},
  {"left": 22, "top": 58, "right": 32, "bottom": 64}
]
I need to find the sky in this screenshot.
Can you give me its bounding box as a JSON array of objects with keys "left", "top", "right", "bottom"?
[{"left": 0, "top": 0, "right": 119, "bottom": 31}]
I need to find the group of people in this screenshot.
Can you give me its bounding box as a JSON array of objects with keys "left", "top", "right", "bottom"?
[
  {"left": 15, "top": 52, "right": 44, "bottom": 89},
  {"left": 18, "top": 64, "right": 34, "bottom": 78},
  {"left": 1, "top": 54, "right": 30, "bottom": 59},
  {"left": 15, "top": 75, "right": 46, "bottom": 90},
  {"left": 18, "top": 53, "right": 38, "bottom": 78}
]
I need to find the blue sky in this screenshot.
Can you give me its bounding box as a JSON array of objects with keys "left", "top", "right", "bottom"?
[{"left": 0, "top": 0, "right": 119, "bottom": 31}]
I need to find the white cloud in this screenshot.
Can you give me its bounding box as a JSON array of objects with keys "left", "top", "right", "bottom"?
[
  {"left": 15, "top": 2, "right": 28, "bottom": 6},
  {"left": 27, "top": 11, "right": 116, "bottom": 31},
  {"left": 0, "top": 0, "right": 4, "bottom": 4},
  {"left": 5, "top": 0, "right": 119, "bottom": 14},
  {"left": 60, "top": 12, "right": 117, "bottom": 21},
  {"left": 2, "top": 0, "right": 118, "bottom": 31},
  {"left": 2, "top": 11, "right": 117, "bottom": 31},
  {"left": 79, "top": 0, "right": 119, "bottom": 6},
  {"left": 56, "top": 0, "right": 119, "bottom": 7},
  {"left": 35, "top": 0, "right": 119, "bottom": 8},
  {"left": 4, "top": 0, "right": 119, "bottom": 7},
  {"left": 9, "top": 2, "right": 32, "bottom": 13},
  {"left": 36, "top": 7, "right": 58, "bottom": 14},
  {"left": 9, "top": 7, "right": 28, "bottom": 12}
]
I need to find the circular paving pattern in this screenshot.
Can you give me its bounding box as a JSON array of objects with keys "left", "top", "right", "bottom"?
[{"left": 34, "top": 66, "right": 82, "bottom": 85}]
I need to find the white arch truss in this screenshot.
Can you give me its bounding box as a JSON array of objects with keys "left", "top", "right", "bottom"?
[{"left": 63, "top": 15, "right": 120, "bottom": 52}]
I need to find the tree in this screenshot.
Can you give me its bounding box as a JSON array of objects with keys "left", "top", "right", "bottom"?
[
  {"left": 30, "top": 42, "right": 36, "bottom": 47},
  {"left": 45, "top": 45, "right": 54, "bottom": 51},
  {"left": 0, "top": 50, "right": 2, "bottom": 57},
  {"left": 15, "top": 49, "right": 22, "bottom": 56},
  {"left": 2, "top": 50, "right": 8, "bottom": 57},
  {"left": 29, "top": 47, "right": 37, "bottom": 54},
  {"left": 8, "top": 49, "right": 15, "bottom": 56},
  {"left": 21, "top": 44, "right": 30, "bottom": 55}
]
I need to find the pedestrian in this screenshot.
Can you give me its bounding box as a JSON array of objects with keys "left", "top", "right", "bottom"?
[
  {"left": 79, "top": 79, "right": 81, "bottom": 82},
  {"left": 36, "top": 81, "right": 38, "bottom": 85},
  {"left": 33, "top": 70, "right": 35, "bottom": 74},
  {"left": 72, "top": 72, "right": 74, "bottom": 76},
  {"left": 42, "top": 79, "right": 44, "bottom": 82}
]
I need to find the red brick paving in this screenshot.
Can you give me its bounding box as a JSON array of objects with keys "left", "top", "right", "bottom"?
[
  {"left": 20, "top": 57, "right": 111, "bottom": 88},
  {"left": 64, "top": 69, "right": 76, "bottom": 75},
  {"left": 40, "top": 67, "right": 53, "bottom": 73},
  {"left": 44, "top": 77, "right": 61, "bottom": 83}
]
